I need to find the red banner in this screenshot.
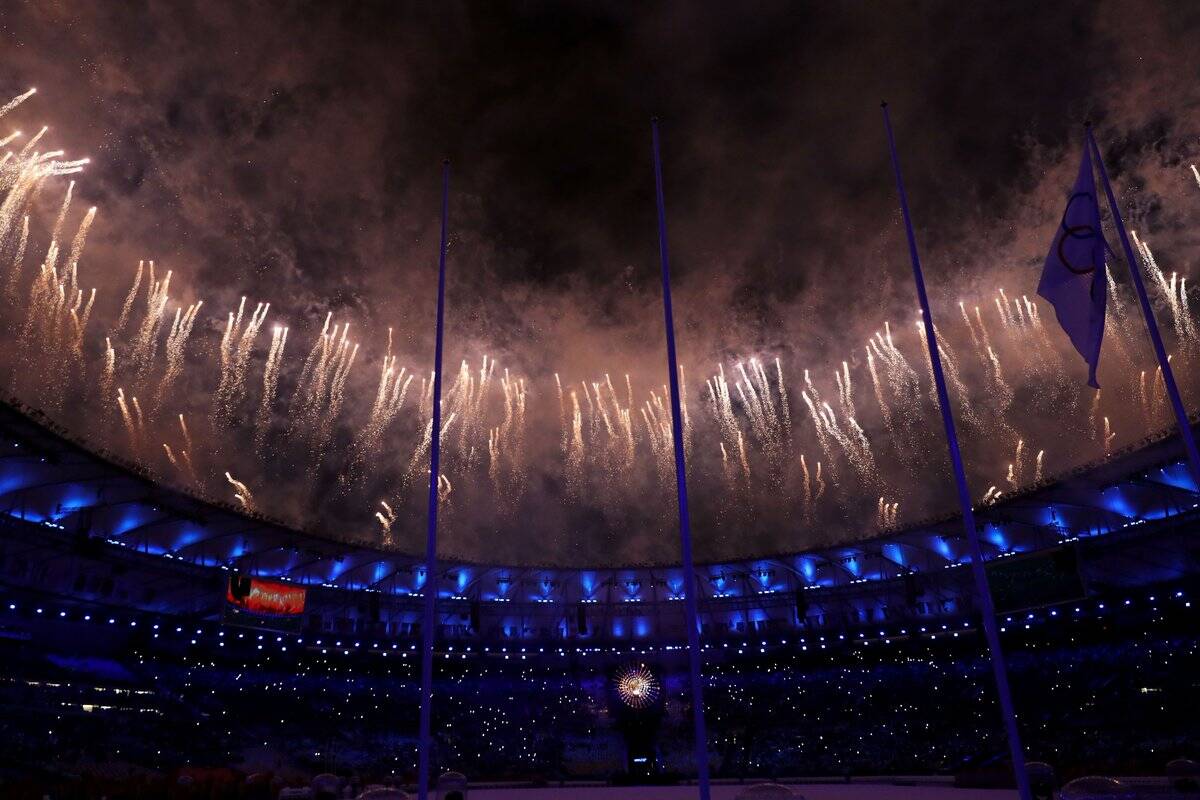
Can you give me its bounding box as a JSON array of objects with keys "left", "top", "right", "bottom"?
[{"left": 226, "top": 576, "right": 306, "bottom": 616}]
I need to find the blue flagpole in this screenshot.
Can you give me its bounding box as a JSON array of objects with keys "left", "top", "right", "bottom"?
[
  {"left": 651, "top": 118, "right": 711, "bottom": 800},
  {"left": 881, "top": 103, "right": 1033, "bottom": 800},
  {"left": 417, "top": 159, "right": 451, "bottom": 800},
  {"left": 1087, "top": 125, "right": 1200, "bottom": 487}
]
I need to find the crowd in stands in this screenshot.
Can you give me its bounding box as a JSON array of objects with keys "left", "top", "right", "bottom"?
[{"left": 0, "top": 592, "right": 1195, "bottom": 798}]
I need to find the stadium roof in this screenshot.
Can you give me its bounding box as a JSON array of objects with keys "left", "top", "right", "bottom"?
[{"left": 1, "top": 398, "right": 1197, "bottom": 603}]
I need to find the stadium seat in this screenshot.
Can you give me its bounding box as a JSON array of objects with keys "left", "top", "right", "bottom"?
[
  {"left": 358, "top": 788, "right": 408, "bottom": 800},
  {"left": 1026, "top": 760, "right": 1057, "bottom": 799},
  {"left": 1167, "top": 758, "right": 1200, "bottom": 790},
  {"left": 437, "top": 770, "right": 468, "bottom": 800},
  {"left": 312, "top": 773, "right": 341, "bottom": 800},
  {"left": 1059, "top": 776, "right": 1136, "bottom": 799},
  {"left": 734, "top": 783, "right": 802, "bottom": 799}
]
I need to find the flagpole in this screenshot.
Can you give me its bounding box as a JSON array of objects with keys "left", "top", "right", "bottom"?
[
  {"left": 417, "top": 159, "right": 451, "bottom": 800},
  {"left": 881, "top": 103, "right": 1033, "bottom": 800},
  {"left": 651, "top": 118, "right": 711, "bottom": 800},
  {"left": 1087, "top": 125, "right": 1200, "bottom": 487}
]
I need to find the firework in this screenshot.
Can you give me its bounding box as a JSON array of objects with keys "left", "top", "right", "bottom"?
[
  {"left": 2, "top": 87, "right": 1200, "bottom": 563},
  {"left": 615, "top": 664, "right": 660, "bottom": 709}
]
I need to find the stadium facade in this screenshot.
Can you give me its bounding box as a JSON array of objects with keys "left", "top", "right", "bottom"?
[{"left": 1, "top": 397, "right": 1195, "bottom": 648}]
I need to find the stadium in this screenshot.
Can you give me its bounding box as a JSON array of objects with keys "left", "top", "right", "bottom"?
[
  {"left": 5, "top": 3, "right": 1200, "bottom": 799},
  {"left": 1, "top": 394, "right": 1198, "bottom": 797}
]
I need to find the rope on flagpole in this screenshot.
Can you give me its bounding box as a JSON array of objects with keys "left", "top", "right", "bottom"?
[
  {"left": 1087, "top": 125, "right": 1200, "bottom": 489},
  {"left": 651, "top": 118, "right": 711, "bottom": 800},
  {"left": 880, "top": 102, "right": 1034, "bottom": 800},
  {"left": 417, "top": 159, "right": 451, "bottom": 800}
]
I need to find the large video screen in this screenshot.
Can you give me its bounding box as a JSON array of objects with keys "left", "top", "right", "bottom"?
[
  {"left": 225, "top": 575, "right": 307, "bottom": 617},
  {"left": 985, "top": 546, "right": 1085, "bottom": 613}
]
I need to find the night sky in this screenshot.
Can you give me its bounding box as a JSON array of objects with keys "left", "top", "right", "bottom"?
[{"left": 3, "top": 1, "right": 1200, "bottom": 565}]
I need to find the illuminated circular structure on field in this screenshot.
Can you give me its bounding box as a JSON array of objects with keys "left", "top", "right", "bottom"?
[{"left": 615, "top": 664, "right": 660, "bottom": 709}]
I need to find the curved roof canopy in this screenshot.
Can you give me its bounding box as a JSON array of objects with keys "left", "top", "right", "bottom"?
[{"left": 1, "top": 399, "right": 1196, "bottom": 604}]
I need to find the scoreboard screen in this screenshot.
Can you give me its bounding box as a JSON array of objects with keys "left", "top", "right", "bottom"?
[
  {"left": 226, "top": 575, "right": 306, "bottom": 616},
  {"left": 985, "top": 546, "right": 1085, "bottom": 613}
]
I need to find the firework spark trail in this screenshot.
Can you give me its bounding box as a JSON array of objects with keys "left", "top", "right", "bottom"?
[
  {"left": 14, "top": 205, "right": 99, "bottom": 405},
  {"left": 214, "top": 297, "right": 270, "bottom": 424},
  {"left": 128, "top": 261, "right": 172, "bottom": 382},
  {"left": 984, "top": 345, "right": 1014, "bottom": 410},
  {"left": 250, "top": 323, "right": 290, "bottom": 453},
  {"left": 348, "top": 332, "right": 413, "bottom": 472},
  {"left": 876, "top": 497, "right": 900, "bottom": 528},
  {"left": 640, "top": 389, "right": 675, "bottom": 489},
  {"left": 736, "top": 429, "right": 751, "bottom": 485},
  {"left": 815, "top": 394, "right": 875, "bottom": 485},
  {"left": 114, "top": 261, "right": 143, "bottom": 333},
  {"left": 3, "top": 215, "right": 29, "bottom": 301},
  {"left": 680, "top": 363, "right": 693, "bottom": 457},
  {"left": 866, "top": 346, "right": 894, "bottom": 436},
  {"left": 225, "top": 471, "right": 255, "bottom": 512},
  {"left": 800, "top": 388, "right": 836, "bottom": 481},
  {"left": 116, "top": 387, "right": 139, "bottom": 450},
  {"left": 0, "top": 161, "right": 38, "bottom": 237},
  {"left": 17, "top": 126, "right": 49, "bottom": 158},
  {"left": 0, "top": 88, "right": 36, "bottom": 120},
  {"left": 1139, "top": 370, "right": 1151, "bottom": 428},
  {"left": 735, "top": 360, "right": 773, "bottom": 449},
  {"left": 1169, "top": 271, "right": 1185, "bottom": 343},
  {"left": 707, "top": 365, "right": 742, "bottom": 453},
  {"left": 774, "top": 358, "right": 792, "bottom": 433},
  {"left": 972, "top": 305, "right": 993, "bottom": 353},
  {"left": 487, "top": 425, "right": 502, "bottom": 498},
  {"left": 294, "top": 313, "right": 334, "bottom": 418},
  {"left": 1089, "top": 391, "right": 1102, "bottom": 441},
  {"left": 1132, "top": 232, "right": 1191, "bottom": 350},
  {"left": 1152, "top": 363, "right": 1169, "bottom": 419},
  {"left": 876, "top": 323, "right": 922, "bottom": 418},
  {"left": 100, "top": 337, "right": 116, "bottom": 410},
  {"left": 402, "top": 410, "right": 457, "bottom": 493},
  {"left": 998, "top": 288, "right": 1016, "bottom": 328},
  {"left": 59, "top": 201, "right": 96, "bottom": 296},
  {"left": 442, "top": 357, "right": 494, "bottom": 473},
  {"left": 959, "top": 301, "right": 983, "bottom": 355},
  {"left": 867, "top": 324, "right": 925, "bottom": 466},
  {"left": 729, "top": 357, "right": 788, "bottom": 484},
  {"left": 1099, "top": 270, "right": 1138, "bottom": 373},
  {"left": 1181, "top": 276, "right": 1198, "bottom": 344},
  {"left": 289, "top": 317, "right": 359, "bottom": 469},
  {"left": 1035, "top": 449, "right": 1045, "bottom": 483},
  {"left": 718, "top": 440, "right": 736, "bottom": 494},
  {"left": 1013, "top": 438, "right": 1025, "bottom": 485},
  {"left": 156, "top": 300, "right": 203, "bottom": 410},
  {"left": 800, "top": 453, "right": 813, "bottom": 520},
  {"left": 315, "top": 337, "right": 359, "bottom": 459},
  {"left": 49, "top": 180, "right": 73, "bottom": 244},
  {"left": 915, "top": 319, "right": 979, "bottom": 430},
  {"left": 375, "top": 500, "right": 398, "bottom": 544}
]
